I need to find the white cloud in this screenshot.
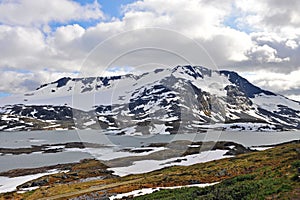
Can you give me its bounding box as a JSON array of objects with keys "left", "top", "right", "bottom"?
[
  {"left": 0, "top": 25, "right": 84, "bottom": 73},
  {"left": 0, "top": 0, "right": 104, "bottom": 27},
  {"left": 54, "top": 24, "right": 85, "bottom": 42},
  {"left": 122, "top": 0, "right": 231, "bottom": 39},
  {"left": 246, "top": 44, "right": 290, "bottom": 63},
  {"left": 286, "top": 40, "right": 299, "bottom": 50},
  {"left": 235, "top": 0, "right": 300, "bottom": 30},
  {"left": 0, "top": 69, "right": 78, "bottom": 94},
  {"left": 0, "top": 0, "right": 299, "bottom": 98},
  {"left": 242, "top": 69, "right": 300, "bottom": 100},
  {"left": 0, "top": 25, "right": 44, "bottom": 55}
]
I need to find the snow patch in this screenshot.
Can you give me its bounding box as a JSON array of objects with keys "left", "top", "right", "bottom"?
[
  {"left": 0, "top": 169, "right": 67, "bottom": 194},
  {"left": 252, "top": 94, "right": 300, "bottom": 112},
  {"left": 109, "top": 182, "right": 218, "bottom": 199},
  {"left": 109, "top": 150, "right": 231, "bottom": 176}
]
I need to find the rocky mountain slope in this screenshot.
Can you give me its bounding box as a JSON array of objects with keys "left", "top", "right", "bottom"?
[{"left": 0, "top": 65, "right": 299, "bottom": 133}]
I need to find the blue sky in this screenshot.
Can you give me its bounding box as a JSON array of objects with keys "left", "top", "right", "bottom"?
[
  {"left": 96, "top": 0, "right": 136, "bottom": 18},
  {"left": 48, "top": 0, "right": 136, "bottom": 30},
  {"left": 0, "top": 92, "right": 10, "bottom": 98},
  {"left": 75, "top": 0, "right": 136, "bottom": 18}
]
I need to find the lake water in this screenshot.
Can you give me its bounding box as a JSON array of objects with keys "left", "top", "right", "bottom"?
[{"left": 0, "top": 130, "right": 299, "bottom": 172}]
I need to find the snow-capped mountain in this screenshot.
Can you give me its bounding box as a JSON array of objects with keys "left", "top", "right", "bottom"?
[{"left": 1, "top": 65, "right": 300, "bottom": 133}]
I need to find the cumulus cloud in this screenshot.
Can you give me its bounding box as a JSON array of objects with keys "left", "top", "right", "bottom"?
[
  {"left": 0, "top": 0, "right": 299, "bottom": 99},
  {"left": 0, "top": 0, "right": 104, "bottom": 27},
  {"left": 0, "top": 25, "right": 85, "bottom": 73},
  {"left": 242, "top": 69, "right": 300, "bottom": 101},
  {"left": 0, "top": 69, "right": 78, "bottom": 94},
  {"left": 286, "top": 40, "right": 299, "bottom": 49},
  {"left": 235, "top": 0, "right": 300, "bottom": 31},
  {"left": 246, "top": 44, "right": 289, "bottom": 63}
]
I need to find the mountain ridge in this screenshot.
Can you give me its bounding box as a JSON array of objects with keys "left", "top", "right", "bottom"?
[{"left": 0, "top": 65, "right": 299, "bottom": 133}]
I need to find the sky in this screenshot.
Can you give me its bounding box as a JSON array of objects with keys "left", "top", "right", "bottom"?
[{"left": 0, "top": 0, "right": 299, "bottom": 100}]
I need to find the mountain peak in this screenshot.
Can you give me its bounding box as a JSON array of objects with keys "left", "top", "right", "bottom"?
[
  {"left": 172, "top": 65, "right": 211, "bottom": 79},
  {"left": 1, "top": 65, "right": 299, "bottom": 132}
]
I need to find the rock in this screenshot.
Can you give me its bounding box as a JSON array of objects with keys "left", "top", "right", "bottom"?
[
  {"left": 216, "top": 169, "right": 227, "bottom": 177},
  {"left": 30, "top": 178, "right": 49, "bottom": 187},
  {"left": 188, "top": 180, "right": 201, "bottom": 184},
  {"left": 69, "top": 172, "right": 79, "bottom": 177}
]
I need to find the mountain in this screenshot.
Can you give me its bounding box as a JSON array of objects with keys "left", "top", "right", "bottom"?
[{"left": 0, "top": 65, "right": 300, "bottom": 133}]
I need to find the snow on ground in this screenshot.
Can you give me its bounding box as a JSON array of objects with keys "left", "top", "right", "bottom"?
[
  {"left": 109, "top": 182, "right": 219, "bottom": 200},
  {"left": 1, "top": 115, "right": 19, "bottom": 121},
  {"left": 109, "top": 150, "right": 231, "bottom": 177},
  {"left": 0, "top": 169, "right": 68, "bottom": 194},
  {"left": 0, "top": 94, "right": 73, "bottom": 109},
  {"left": 192, "top": 71, "right": 231, "bottom": 97},
  {"left": 187, "top": 144, "right": 201, "bottom": 148},
  {"left": 44, "top": 145, "right": 65, "bottom": 150},
  {"left": 17, "top": 186, "right": 39, "bottom": 193},
  {"left": 121, "top": 126, "right": 137, "bottom": 135},
  {"left": 5, "top": 126, "right": 26, "bottom": 131},
  {"left": 193, "top": 122, "right": 276, "bottom": 131},
  {"left": 252, "top": 94, "right": 300, "bottom": 112},
  {"left": 150, "top": 124, "right": 171, "bottom": 135},
  {"left": 250, "top": 147, "right": 273, "bottom": 151}
]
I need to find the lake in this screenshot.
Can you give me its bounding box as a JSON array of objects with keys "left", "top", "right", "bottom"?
[{"left": 0, "top": 130, "right": 299, "bottom": 172}]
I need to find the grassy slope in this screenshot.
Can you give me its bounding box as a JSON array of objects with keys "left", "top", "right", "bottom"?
[
  {"left": 134, "top": 143, "right": 300, "bottom": 200},
  {"left": 134, "top": 166, "right": 300, "bottom": 200},
  {"left": 1, "top": 141, "right": 300, "bottom": 200}
]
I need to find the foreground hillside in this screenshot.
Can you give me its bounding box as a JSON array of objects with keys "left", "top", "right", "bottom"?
[{"left": 1, "top": 140, "right": 300, "bottom": 199}]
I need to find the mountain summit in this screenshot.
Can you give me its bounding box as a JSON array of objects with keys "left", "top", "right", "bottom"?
[{"left": 1, "top": 65, "right": 300, "bottom": 133}]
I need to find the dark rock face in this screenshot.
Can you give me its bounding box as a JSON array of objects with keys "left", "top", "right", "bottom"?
[
  {"left": 220, "top": 70, "right": 275, "bottom": 98},
  {"left": 6, "top": 105, "right": 73, "bottom": 120},
  {"left": 56, "top": 77, "right": 72, "bottom": 88}
]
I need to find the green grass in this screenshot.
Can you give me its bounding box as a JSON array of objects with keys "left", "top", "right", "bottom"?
[
  {"left": 134, "top": 157, "right": 300, "bottom": 200},
  {"left": 134, "top": 174, "right": 296, "bottom": 200}
]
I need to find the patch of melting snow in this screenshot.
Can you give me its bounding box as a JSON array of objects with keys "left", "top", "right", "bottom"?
[
  {"left": 187, "top": 144, "right": 201, "bottom": 148},
  {"left": 0, "top": 169, "right": 68, "bottom": 194},
  {"left": 43, "top": 124, "right": 61, "bottom": 129},
  {"left": 5, "top": 126, "right": 26, "bottom": 131},
  {"left": 17, "top": 186, "right": 39, "bottom": 193},
  {"left": 109, "top": 182, "right": 219, "bottom": 199},
  {"left": 109, "top": 150, "right": 231, "bottom": 177},
  {"left": 55, "top": 128, "right": 68, "bottom": 131},
  {"left": 250, "top": 147, "right": 273, "bottom": 151},
  {"left": 44, "top": 145, "right": 65, "bottom": 150},
  {"left": 0, "top": 125, "right": 7, "bottom": 129},
  {"left": 1, "top": 115, "right": 19, "bottom": 121}
]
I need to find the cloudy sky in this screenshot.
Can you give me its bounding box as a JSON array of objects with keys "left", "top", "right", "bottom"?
[{"left": 0, "top": 0, "right": 300, "bottom": 101}]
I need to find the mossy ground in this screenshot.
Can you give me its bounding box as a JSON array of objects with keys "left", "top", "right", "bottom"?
[{"left": 1, "top": 141, "right": 300, "bottom": 200}]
